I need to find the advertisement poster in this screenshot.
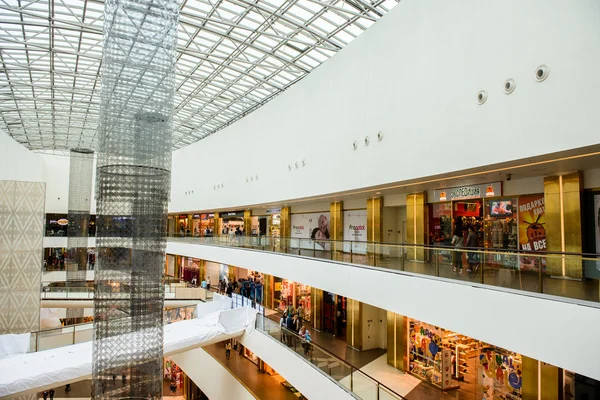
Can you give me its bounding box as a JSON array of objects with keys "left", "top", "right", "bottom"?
[
  {"left": 291, "top": 212, "right": 331, "bottom": 250},
  {"left": 518, "top": 194, "right": 546, "bottom": 271},
  {"left": 343, "top": 210, "right": 367, "bottom": 254}
]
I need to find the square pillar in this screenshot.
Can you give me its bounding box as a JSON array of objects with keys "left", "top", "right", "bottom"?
[
  {"left": 330, "top": 201, "right": 343, "bottom": 253},
  {"left": 311, "top": 288, "right": 323, "bottom": 331},
  {"left": 214, "top": 212, "right": 221, "bottom": 236},
  {"left": 346, "top": 298, "right": 362, "bottom": 350},
  {"left": 386, "top": 312, "right": 406, "bottom": 371},
  {"left": 367, "top": 197, "right": 383, "bottom": 263},
  {"left": 544, "top": 172, "right": 583, "bottom": 278},
  {"left": 407, "top": 192, "right": 427, "bottom": 261},
  {"left": 243, "top": 210, "right": 252, "bottom": 236}
]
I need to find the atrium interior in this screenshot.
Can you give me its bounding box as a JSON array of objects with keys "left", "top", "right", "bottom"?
[{"left": 1, "top": 0, "right": 600, "bottom": 399}]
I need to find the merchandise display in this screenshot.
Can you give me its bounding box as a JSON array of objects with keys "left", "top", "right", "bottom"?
[
  {"left": 477, "top": 347, "right": 522, "bottom": 400},
  {"left": 408, "top": 318, "right": 523, "bottom": 398}
]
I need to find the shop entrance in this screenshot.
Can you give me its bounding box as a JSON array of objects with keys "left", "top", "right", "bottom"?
[{"left": 323, "top": 292, "right": 346, "bottom": 340}]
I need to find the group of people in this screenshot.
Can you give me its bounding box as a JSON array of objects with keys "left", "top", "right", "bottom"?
[
  {"left": 280, "top": 308, "right": 312, "bottom": 355},
  {"left": 451, "top": 225, "right": 481, "bottom": 273}
]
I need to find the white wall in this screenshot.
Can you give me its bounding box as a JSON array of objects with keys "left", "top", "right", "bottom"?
[
  {"left": 168, "top": 0, "right": 600, "bottom": 212},
  {"left": 0, "top": 133, "right": 45, "bottom": 182},
  {"left": 361, "top": 304, "right": 387, "bottom": 351},
  {"left": 166, "top": 241, "right": 600, "bottom": 381},
  {"left": 40, "top": 154, "right": 97, "bottom": 214}
]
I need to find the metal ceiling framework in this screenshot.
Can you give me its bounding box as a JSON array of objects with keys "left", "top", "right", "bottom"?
[{"left": 0, "top": 0, "right": 399, "bottom": 153}]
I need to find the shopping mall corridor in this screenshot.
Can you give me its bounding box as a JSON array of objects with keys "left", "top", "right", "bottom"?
[{"left": 204, "top": 341, "right": 299, "bottom": 399}]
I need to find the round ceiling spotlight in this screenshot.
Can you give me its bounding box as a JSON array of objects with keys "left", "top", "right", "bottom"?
[
  {"left": 477, "top": 90, "right": 488, "bottom": 105},
  {"left": 535, "top": 65, "right": 549, "bottom": 82},
  {"left": 504, "top": 79, "right": 516, "bottom": 94}
]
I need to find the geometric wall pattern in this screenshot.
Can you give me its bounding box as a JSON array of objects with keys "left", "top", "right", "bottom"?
[{"left": 0, "top": 180, "right": 45, "bottom": 334}]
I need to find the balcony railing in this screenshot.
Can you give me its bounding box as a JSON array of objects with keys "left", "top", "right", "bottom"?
[
  {"left": 29, "top": 305, "right": 197, "bottom": 352},
  {"left": 168, "top": 234, "right": 600, "bottom": 305},
  {"left": 253, "top": 310, "right": 406, "bottom": 400}
]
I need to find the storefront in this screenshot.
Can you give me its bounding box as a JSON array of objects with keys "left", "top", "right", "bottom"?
[
  {"left": 407, "top": 318, "right": 523, "bottom": 399},
  {"left": 180, "top": 257, "right": 200, "bottom": 283},
  {"left": 176, "top": 214, "right": 189, "bottom": 235},
  {"left": 428, "top": 183, "right": 547, "bottom": 272},
  {"left": 272, "top": 278, "right": 312, "bottom": 325},
  {"left": 323, "top": 291, "right": 346, "bottom": 339},
  {"left": 44, "top": 213, "right": 96, "bottom": 236},
  {"left": 220, "top": 211, "right": 244, "bottom": 234},
  {"left": 268, "top": 208, "right": 281, "bottom": 237},
  {"left": 163, "top": 357, "right": 184, "bottom": 395}
]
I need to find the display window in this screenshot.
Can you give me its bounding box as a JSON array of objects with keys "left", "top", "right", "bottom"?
[
  {"left": 323, "top": 292, "right": 346, "bottom": 338},
  {"left": 244, "top": 347, "right": 259, "bottom": 365},
  {"left": 429, "top": 203, "right": 453, "bottom": 263},
  {"left": 483, "top": 198, "right": 518, "bottom": 268},
  {"left": 296, "top": 284, "right": 311, "bottom": 324},
  {"left": 177, "top": 215, "right": 188, "bottom": 234},
  {"left": 180, "top": 257, "right": 199, "bottom": 283},
  {"left": 408, "top": 318, "right": 523, "bottom": 399}
]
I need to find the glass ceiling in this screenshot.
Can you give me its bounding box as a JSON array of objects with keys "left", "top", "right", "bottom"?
[{"left": 0, "top": 0, "right": 399, "bottom": 153}]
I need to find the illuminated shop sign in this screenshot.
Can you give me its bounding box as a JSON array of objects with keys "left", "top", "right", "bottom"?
[
  {"left": 266, "top": 208, "right": 281, "bottom": 215},
  {"left": 434, "top": 182, "right": 502, "bottom": 202},
  {"left": 223, "top": 211, "right": 244, "bottom": 217}
]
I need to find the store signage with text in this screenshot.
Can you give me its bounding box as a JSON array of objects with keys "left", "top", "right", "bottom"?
[
  {"left": 518, "top": 194, "right": 546, "bottom": 271},
  {"left": 433, "top": 182, "right": 502, "bottom": 202},
  {"left": 343, "top": 210, "right": 367, "bottom": 254},
  {"left": 266, "top": 208, "right": 281, "bottom": 215}
]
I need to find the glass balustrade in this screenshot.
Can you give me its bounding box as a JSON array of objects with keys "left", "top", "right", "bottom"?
[
  {"left": 168, "top": 234, "right": 600, "bottom": 304},
  {"left": 253, "top": 312, "right": 406, "bottom": 400},
  {"left": 29, "top": 305, "right": 197, "bottom": 352}
]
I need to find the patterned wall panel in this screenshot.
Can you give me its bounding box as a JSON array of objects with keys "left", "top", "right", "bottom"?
[{"left": 0, "top": 180, "right": 45, "bottom": 334}]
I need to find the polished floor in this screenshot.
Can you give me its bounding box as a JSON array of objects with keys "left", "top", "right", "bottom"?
[{"left": 204, "top": 341, "right": 300, "bottom": 399}]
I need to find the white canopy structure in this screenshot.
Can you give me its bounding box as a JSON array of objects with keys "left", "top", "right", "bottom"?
[{"left": 0, "top": 306, "right": 257, "bottom": 399}]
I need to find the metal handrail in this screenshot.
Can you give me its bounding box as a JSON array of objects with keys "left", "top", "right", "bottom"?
[
  {"left": 255, "top": 312, "right": 407, "bottom": 400},
  {"left": 167, "top": 233, "right": 600, "bottom": 258}
]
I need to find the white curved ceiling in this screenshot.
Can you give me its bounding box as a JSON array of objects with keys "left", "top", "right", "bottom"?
[{"left": 0, "top": 0, "right": 399, "bottom": 153}]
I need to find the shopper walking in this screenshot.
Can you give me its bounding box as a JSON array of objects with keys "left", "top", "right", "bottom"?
[
  {"left": 226, "top": 283, "right": 233, "bottom": 297},
  {"left": 49, "top": 388, "right": 55, "bottom": 399},
  {"left": 42, "top": 391, "right": 48, "bottom": 400},
  {"left": 466, "top": 227, "right": 479, "bottom": 273},
  {"left": 225, "top": 342, "right": 232, "bottom": 360},
  {"left": 452, "top": 229, "right": 465, "bottom": 273},
  {"left": 206, "top": 276, "right": 211, "bottom": 291}
]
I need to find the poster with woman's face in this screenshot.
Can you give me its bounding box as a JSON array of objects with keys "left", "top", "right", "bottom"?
[{"left": 291, "top": 212, "right": 331, "bottom": 250}]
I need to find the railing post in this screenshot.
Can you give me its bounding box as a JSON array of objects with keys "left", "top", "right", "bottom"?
[
  {"left": 350, "top": 367, "right": 354, "bottom": 392},
  {"left": 401, "top": 246, "right": 405, "bottom": 271},
  {"left": 480, "top": 250, "right": 484, "bottom": 284},
  {"left": 435, "top": 248, "right": 440, "bottom": 276},
  {"left": 538, "top": 256, "right": 543, "bottom": 293},
  {"left": 72, "top": 326, "right": 76, "bottom": 345},
  {"left": 313, "top": 240, "right": 316, "bottom": 258},
  {"left": 350, "top": 241, "right": 353, "bottom": 263}
]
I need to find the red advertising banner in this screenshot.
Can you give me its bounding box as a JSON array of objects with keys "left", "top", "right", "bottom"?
[{"left": 518, "top": 194, "right": 546, "bottom": 271}]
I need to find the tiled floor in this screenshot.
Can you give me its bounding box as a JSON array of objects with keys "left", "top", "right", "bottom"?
[{"left": 203, "top": 341, "right": 299, "bottom": 399}]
